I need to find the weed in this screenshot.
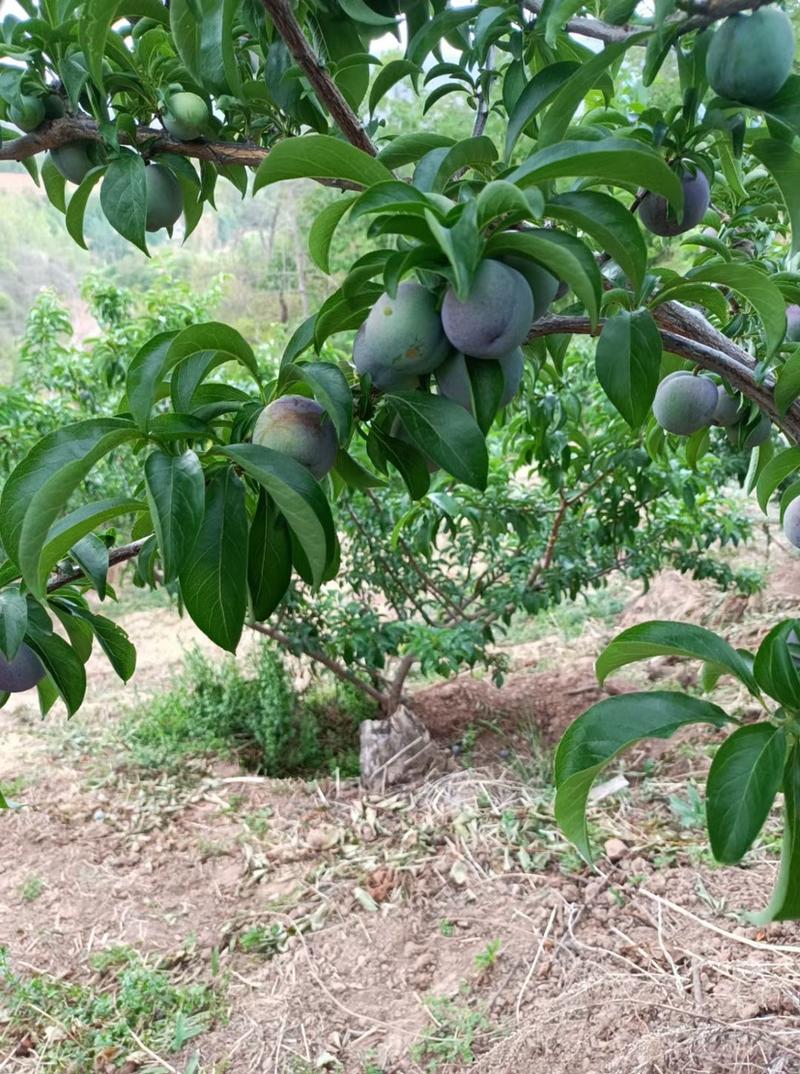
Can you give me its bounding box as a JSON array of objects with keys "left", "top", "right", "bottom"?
[
  {"left": 0, "top": 946, "right": 225, "bottom": 1073},
  {"left": 411, "top": 990, "right": 496, "bottom": 1069},
  {"left": 439, "top": 920, "right": 455, "bottom": 938},
  {"left": 121, "top": 644, "right": 376, "bottom": 777},
  {"left": 473, "top": 939, "right": 502, "bottom": 974},
  {"left": 242, "top": 807, "right": 274, "bottom": 838},
  {"left": 20, "top": 875, "right": 43, "bottom": 902},
  {"left": 669, "top": 783, "right": 705, "bottom": 830},
  {"left": 237, "top": 923, "right": 290, "bottom": 957}
]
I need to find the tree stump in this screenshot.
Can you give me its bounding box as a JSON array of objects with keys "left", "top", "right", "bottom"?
[{"left": 359, "top": 704, "right": 456, "bottom": 792}]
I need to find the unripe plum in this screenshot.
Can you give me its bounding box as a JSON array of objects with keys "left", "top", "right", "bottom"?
[
  {"left": 639, "top": 168, "right": 710, "bottom": 238},
  {"left": 353, "top": 282, "right": 449, "bottom": 390},
  {"left": 502, "top": 256, "right": 559, "bottom": 322},
  {"left": 652, "top": 371, "right": 717, "bottom": 435},
  {"left": 712, "top": 387, "right": 741, "bottom": 427},
  {"left": 784, "top": 497, "right": 800, "bottom": 549},
  {"left": 49, "top": 141, "right": 96, "bottom": 185},
  {"left": 441, "top": 260, "right": 534, "bottom": 358},
  {"left": 9, "top": 94, "right": 45, "bottom": 132},
  {"left": 164, "top": 92, "right": 210, "bottom": 141},
  {"left": 787, "top": 305, "right": 800, "bottom": 343},
  {"left": 253, "top": 395, "right": 338, "bottom": 480},
  {"left": 145, "top": 164, "right": 183, "bottom": 232},
  {"left": 706, "top": 8, "right": 795, "bottom": 106},
  {"left": 0, "top": 643, "right": 44, "bottom": 693}
]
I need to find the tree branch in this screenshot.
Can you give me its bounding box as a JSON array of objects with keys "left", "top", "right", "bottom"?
[
  {"left": 46, "top": 537, "right": 150, "bottom": 592},
  {"left": 247, "top": 620, "right": 386, "bottom": 705},
  {"left": 0, "top": 116, "right": 361, "bottom": 190},
  {"left": 522, "top": 0, "right": 771, "bottom": 44},
  {"left": 260, "top": 0, "right": 378, "bottom": 158},
  {"left": 528, "top": 313, "right": 800, "bottom": 443}
]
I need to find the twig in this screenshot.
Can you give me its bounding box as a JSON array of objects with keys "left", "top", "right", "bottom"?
[
  {"left": 0, "top": 115, "right": 361, "bottom": 190},
  {"left": 126, "top": 1028, "right": 180, "bottom": 1074},
  {"left": 261, "top": 0, "right": 378, "bottom": 157},
  {"left": 515, "top": 904, "right": 557, "bottom": 1022},
  {"left": 46, "top": 537, "right": 150, "bottom": 592}
]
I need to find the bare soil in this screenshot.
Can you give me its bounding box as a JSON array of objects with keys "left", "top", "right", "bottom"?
[{"left": 1, "top": 543, "right": 800, "bottom": 1072}]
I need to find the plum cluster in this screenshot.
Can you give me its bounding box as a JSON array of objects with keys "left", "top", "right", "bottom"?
[
  {"left": 652, "top": 371, "right": 770, "bottom": 448},
  {"left": 355, "top": 256, "right": 554, "bottom": 397}
]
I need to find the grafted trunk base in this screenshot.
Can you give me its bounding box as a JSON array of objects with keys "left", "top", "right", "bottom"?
[{"left": 359, "top": 704, "right": 456, "bottom": 792}]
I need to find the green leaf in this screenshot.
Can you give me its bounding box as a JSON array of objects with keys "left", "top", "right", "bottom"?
[
  {"left": 706, "top": 723, "right": 785, "bottom": 864},
  {"left": 386, "top": 392, "right": 488, "bottom": 490},
  {"left": 180, "top": 467, "right": 248, "bottom": 652},
  {"left": 688, "top": 264, "right": 786, "bottom": 358},
  {"left": 547, "top": 191, "right": 647, "bottom": 293},
  {"left": 377, "top": 133, "right": 456, "bottom": 170},
  {"left": 555, "top": 690, "right": 731, "bottom": 859},
  {"left": 170, "top": 0, "right": 240, "bottom": 94},
  {"left": 753, "top": 620, "right": 800, "bottom": 709},
  {"left": 752, "top": 139, "right": 800, "bottom": 256},
  {"left": 41, "top": 154, "right": 66, "bottom": 214},
  {"left": 369, "top": 58, "right": 419, "bottom": 114},
  {"left": 69, "top": 534, "right": 109, "bottom": 599},
  {"left": 505, "top": 138, "right": 684, "bottom": 216},
  {"left": 406, "top": 5, "right": 478, "bottom": 66},
  {"left": 429, "top": 136, "right": 498, "bottom": 192},
  {"left": 596, "top": 619, "right": 759, "bottom": 694},
  {"left": 756, "top": 447, "right": 800, "bottom": 513},
  {"left": 333, "top": 448, "right": 386, "bottom": 489},
  {"left": 71, "top": 605, "right": 136, "bottom": 682},
  {"left": 0, "top": 588, "right": 27, "bottom": 661},
  {"left": 41, "top": 496, "right": 144, "bottom": 581},
  {"left": 485, "top": 228, "right": 602, "bottom": 328},
  {"left": 280, "top": 362, "right": 353, "bottom": 444},
  {"left": 248, "top": 490, "right": 291, "bottom": 621},
  {"left": 100, "top": 152, "right": 148, "bottom": 255},
  {"left": 144, "top": 449, "right": 205, "bottom": 584},
  {"left": 595, "top": 309, "right": 662, "bottom": 427},
  {"left": 476, "top": 180, "right": 532, "bottom": 230},
  {"left": 254, "top": 135, "right": 393, "bottom": 194},
  {"left": 538, "top": 40, "right": 635, "bottom": 148},
  {"left": 776, "top": 349, "right": 800, "bottom": 415},
  {"left": 0, "top": 418, "right": 139, "bottom": 598},
  {"left": 79, "top": 0, "right": 118, "bottom": 90},
  {"left": 752, "top": 743, "right": 800, "bottom": 923},
  {"left": 424, "top": 201, "right": 483, "bottom": 300},
  {"left": 339, "top": 0, "right": 396, "bottom": 25},
  {"left": 504, "top": 61, "right": 578, "bottom": 160},
  {"left": 25, "top": 606, "right": 86, "bottom": 716},
  {"left": 219, "top": 444, "right": 335, "bottom": 589},
  {"left": 367, "top": 423, "right": 430, "bottom": 500},
  {"left": 350, "top": 181, "right": 435, "bottom": 223},
  {"left": 65, "top": 166, "right": 106, "bottom": 249},
  {"left": 308, "top": 195, "right": 358, "bottom": 273},
  {"left": 650, "top": 280, "right": 730, "bottom": 324},
  {"left": 126, "top": 330, "right": 178, "bottom": 431}
]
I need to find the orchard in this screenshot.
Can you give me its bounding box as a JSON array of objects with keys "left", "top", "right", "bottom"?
[{"left": 2, "top": 0, "right": 800, "bottom": 932}]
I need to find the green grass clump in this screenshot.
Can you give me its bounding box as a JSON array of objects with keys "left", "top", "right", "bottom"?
[
  {"left": 122, "top": 643, "right": 377, "bottom": 777},
  {"left": 0, "top": 945, "right": 224, "bottom": 1072}
]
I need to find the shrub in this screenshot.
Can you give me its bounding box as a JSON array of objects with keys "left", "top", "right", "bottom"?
[{"left": 121, "top": 643, "right": 375, "bottom": 776}]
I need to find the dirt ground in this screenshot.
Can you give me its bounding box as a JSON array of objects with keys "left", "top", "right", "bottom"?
[{"left": 1, "top": 539, "right": 800, "bottom": 1073}]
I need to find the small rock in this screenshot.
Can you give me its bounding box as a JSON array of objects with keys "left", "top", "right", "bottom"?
[
  {"left": 646, "top": 873, "right": 667, "bottom": 894},
  {"left": 584, "top": 880, "right": 604, "bottom": 903},
  {"left": 604, "top": 837, "right": 627, "bottom": 862}
]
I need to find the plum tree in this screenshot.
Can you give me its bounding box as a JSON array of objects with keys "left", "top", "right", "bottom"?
[
  {"left": 163, "top": 92, "right": 210, "bottom": 142},
  {"left": 0, "top": 644, "right": 44, "bottom": 693},
  {"left": 712, "top": 388, "right": 741, "bottom": 427},
  {"left": 441, "top": 260, "right": 534, "bottom": 357},
  {"left": 706, "top": 8, "right": 795, "bottom": 105},
  {"left": 4, "top": 0, "right": 800, "bottom": 921},
  {"left": 639, "top": 168, "right": 710, "bottom": 238},
  {"left": 252, "top": 395, "right": 338, "bottom": 479},
  {"left": 502, "top": 256, "right": 559, "bottom": 322},
  {"left": 652, "top": 372, "right": 718, "bottom": 435},
  {"left": 353, "top": 282, "right": 448, "bottom": 389},
  {"left": 144, "top": 164, "right": 182, "bottom": 233}
]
